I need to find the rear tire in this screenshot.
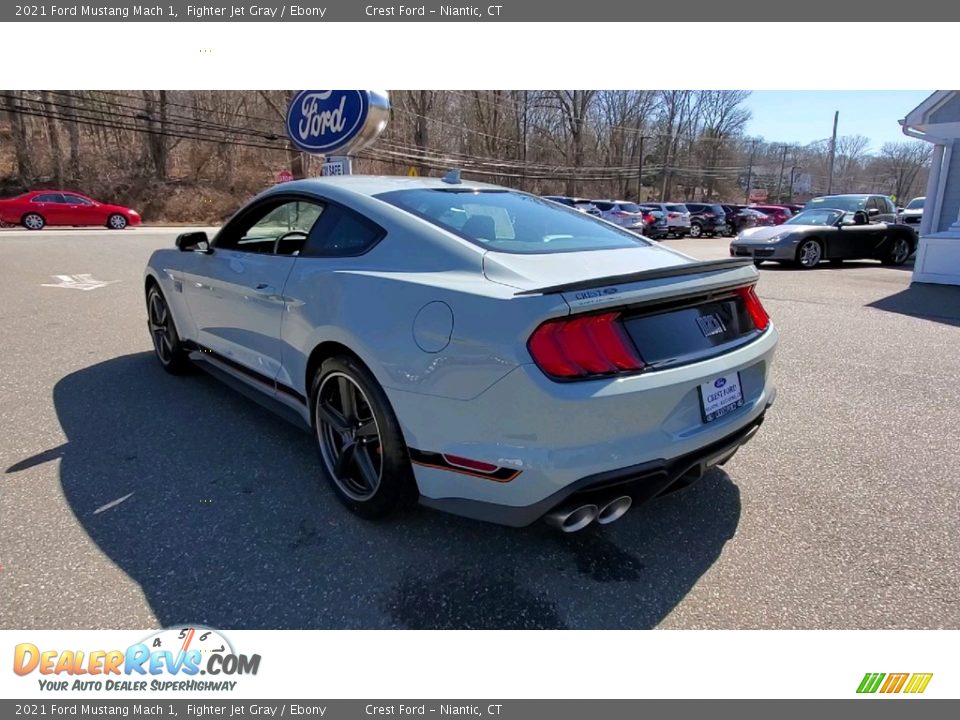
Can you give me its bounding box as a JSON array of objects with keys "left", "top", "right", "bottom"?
[
  {"left": 22, "top": 213, "right": 45, "bottom": 230},
  {"left": 689, "top": 223, "right": 702, "bottom": 238},
  {"left": 146, "top": 285, "right": 193, "bottom": 375},
  {"left": 883, "top": 237, "right": 911, "bottom": 266},
  {"left": 311, "top": 356, "right": 417, "bottom": 519}
]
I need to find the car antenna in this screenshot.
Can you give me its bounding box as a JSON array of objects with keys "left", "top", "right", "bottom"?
[{"left": 441, "top": 169, "right": 462, "bottom": 185}]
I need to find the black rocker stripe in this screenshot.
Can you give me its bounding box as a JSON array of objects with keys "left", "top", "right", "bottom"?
[{"left": 185, "top": 341, "right": 307, "bottom": 405}]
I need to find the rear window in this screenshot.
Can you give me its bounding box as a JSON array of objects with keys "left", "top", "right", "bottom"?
[
  {"left": 592, "top": 201, "right": 615, "bottom": 211},
  {"left": 617, "top": 203, "right": 641, "bottom": 213},
  {"left": 665, "top": 204, "right": 687, "bottom": 212},
  {"left": 376, "top": 189, "right": 651, "bottom": 254},
  {"left": 905, "top": 197, "right": 924, "bottom": 210}
]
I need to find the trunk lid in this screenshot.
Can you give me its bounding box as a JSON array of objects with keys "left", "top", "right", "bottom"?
[{"left": 483, "top": 247, "right": 758, "bottom": 313}]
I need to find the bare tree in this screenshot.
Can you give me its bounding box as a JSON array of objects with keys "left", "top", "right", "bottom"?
[
  {"left": 547, "top": 90, "right": 598, "bottom": 195},
  {"left": 874, "top": 141, "right": 931, "bottom": 202},
  {"left": 1, "top": 91, "right": 34, "bottom": 182}
]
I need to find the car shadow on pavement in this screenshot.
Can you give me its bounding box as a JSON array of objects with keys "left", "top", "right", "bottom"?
[
  {"left": 26, "top": 353, "right": 742, "bottom": 629},
  {"left": 868, "top": 283, "right": 960, "bottom": 328}
]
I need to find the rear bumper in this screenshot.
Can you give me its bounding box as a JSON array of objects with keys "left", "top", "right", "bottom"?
[
  {"left": 392, "top": 324, "right": 779, "bottom": 526},
  {"left": 423, "top": 400, "right": 772, "bottom": 527}
]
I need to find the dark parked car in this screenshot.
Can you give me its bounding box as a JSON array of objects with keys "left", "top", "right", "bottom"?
[
  {"left": 724, "top": 206, "right": 771, "bottom": 233},
  {"left": 730, "top": 207, "right": 916, "bottom": 269},
  {"left": 683, "top": 202, "right": 729, "bottom": 237},
  {"left": 806, "top": 194, "right": 898, "bottom": 223},
  {"left": 637, "top": 205, "right": 669, "bottom": 239}
]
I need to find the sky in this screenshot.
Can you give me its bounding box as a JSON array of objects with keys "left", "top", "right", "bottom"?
[{"left": 743, "top": 91, "right": 934, "bottom": 151}]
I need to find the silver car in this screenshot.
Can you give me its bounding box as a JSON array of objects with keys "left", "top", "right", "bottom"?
[
  {"left": 144, "top": 176, "right": 778, "bottom": 532},
  {"left": 591, "top": 200, "right": 647, "bottom": 231},
  {"left": 900, "top": 196, "right": 924, "bottom": 228}
]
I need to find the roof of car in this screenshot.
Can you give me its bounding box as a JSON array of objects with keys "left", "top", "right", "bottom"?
[{"left": 270, "top": 175, "right": 505, "bottom": 198}]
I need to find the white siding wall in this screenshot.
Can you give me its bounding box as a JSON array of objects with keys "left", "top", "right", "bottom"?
[{"left": 936, "top": 139, "right": 960, "bottom": 232}]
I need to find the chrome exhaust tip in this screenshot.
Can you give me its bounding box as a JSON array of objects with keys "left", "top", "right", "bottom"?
[
  {"left": 544, "top": 503, "right": 599, "bottom": 533},
  {"left": 596, "top": 495, "right": 632, "bottom": 525}
]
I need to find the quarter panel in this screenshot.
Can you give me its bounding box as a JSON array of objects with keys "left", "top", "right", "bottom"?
[{"left": 279, "top": 256, "right": 567, "bottom": 401}]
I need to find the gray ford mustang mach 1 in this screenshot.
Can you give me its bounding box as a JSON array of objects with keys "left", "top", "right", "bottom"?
[{"left": 144, "top": 176, "right": 778, "bottom": 532}]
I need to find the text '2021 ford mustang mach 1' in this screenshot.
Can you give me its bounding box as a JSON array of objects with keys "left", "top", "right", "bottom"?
[{"left": 144, "top": 176, "right": 778, "bottom": 532}]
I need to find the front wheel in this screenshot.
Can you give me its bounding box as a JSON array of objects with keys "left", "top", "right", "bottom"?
[
  {"left": 22, "top": 213, "right": 45, "bottom": 230},
  {"left": 795, "top": 239, "right": 822, "bottom": 269},
  {"left": 107, "top": 214, "right": 128, "bottom": 230},
  {"left": 883, "top": 237, "right": 911, "bottom": 266},
  {"left": 146, "top": 285, "right": 192, "bottom": 374},
  {"left": 312, "top": 356, "right": 417, "bottom": 519}
]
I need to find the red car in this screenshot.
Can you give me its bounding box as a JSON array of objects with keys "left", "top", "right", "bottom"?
[
  {"left": 0, "top": 190, "right": 141, "bottom": 230},
  {"left": 749, "top": 204, "right": 793, "bottom": 225}
]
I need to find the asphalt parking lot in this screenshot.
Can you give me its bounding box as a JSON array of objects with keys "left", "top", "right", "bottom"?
[{"left": 1, "top": 226, "right": 958, "bottom": 630}]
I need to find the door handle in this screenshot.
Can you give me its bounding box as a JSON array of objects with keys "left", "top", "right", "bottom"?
[{"left": 253, "top": 283, "right": 276, "bottom": 295}]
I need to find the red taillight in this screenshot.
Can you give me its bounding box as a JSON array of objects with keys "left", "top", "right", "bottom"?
[
  {"left": 668, "top": 212, "right": 680, "bottom": 219},
  {"left": 528, "top": 312, "right": 645, "bottom": 380},
  {"left": 643, "top": 213, "right": 655, "bottom": 224},
  {"left": 736, "top": 286, "right": 770, "bottom": 332}
]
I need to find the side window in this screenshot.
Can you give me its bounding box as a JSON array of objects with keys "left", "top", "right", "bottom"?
[
  {"left": 63, "top": 194, "right": 93, "bottom": 205},
  {"left": 867, "top": 197, "right": 884, "bottom": 218},
  {"left": 301, "top": 205, "right": 385, "bottom": 257},
  {"left": 33, "top": 193, "right": 64, "bottom": 203},
  {"left": 218, "top": 199, "right": 325, "bottom": 255}
]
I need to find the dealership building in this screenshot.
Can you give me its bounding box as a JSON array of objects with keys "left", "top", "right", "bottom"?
[{"left": 901, "top": 90, "right": 960, "bottom": 286}]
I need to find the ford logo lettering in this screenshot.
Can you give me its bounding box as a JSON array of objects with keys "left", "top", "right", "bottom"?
[
  {"left": 286, "top": 90, "right": 390, "bottom": 155},
  {"left": 714, "top": 378, "right": 727, "bottom": 389}
]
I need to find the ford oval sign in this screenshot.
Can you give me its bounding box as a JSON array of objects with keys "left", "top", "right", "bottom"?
[{"left": 286, "top": 90, "right": 390, "bottom": 155}]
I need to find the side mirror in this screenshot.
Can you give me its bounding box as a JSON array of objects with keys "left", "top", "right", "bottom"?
[
  {"left": 867, "top": 208, "right": 880, "bottom": 217},
  {"left": 176, "top": 231, "right": 210, "bottom": 252}
]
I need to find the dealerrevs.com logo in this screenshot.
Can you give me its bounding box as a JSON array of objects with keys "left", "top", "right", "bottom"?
[{"left": 13, "top": 627, "right": 260, "bottom": 693}]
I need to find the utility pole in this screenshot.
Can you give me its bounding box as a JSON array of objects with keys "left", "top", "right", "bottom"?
[
  {"left": 826, "top": 110, "right": 839, "bottom": 194},
  {"left": 775, "top": 144, "right": 788, "bottom": 202},
  {"left": 636, "top": 134, "right": 648, "bottom": 203},
  {"left": 744, "top": 139, "right": 759, "bottom": 204},
  {"left": 788, "top": 165, "right": 802, "bottom": 203}
]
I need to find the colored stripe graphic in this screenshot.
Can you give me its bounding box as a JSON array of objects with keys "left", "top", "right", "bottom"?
[
  {"left": 903, "top": 673, "right": 933, "bottom": 694},
  {"left": 880, "top": 673, "right": 909, "bottom": 693},
  {"left": 857, "top": 673, "right": 885, "bottom": 693},
  {"left": 857, "top": 672, "right": 933, "bottom": 694}
]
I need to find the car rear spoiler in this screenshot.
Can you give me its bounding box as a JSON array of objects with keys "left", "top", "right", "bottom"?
[{"left": 513, "top": 258, "right": 755, "bottom": 296}]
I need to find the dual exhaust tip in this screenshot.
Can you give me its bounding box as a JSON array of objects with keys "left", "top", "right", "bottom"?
[{"left": 544, "top": 494, "right": 632, "bottom": 533}]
